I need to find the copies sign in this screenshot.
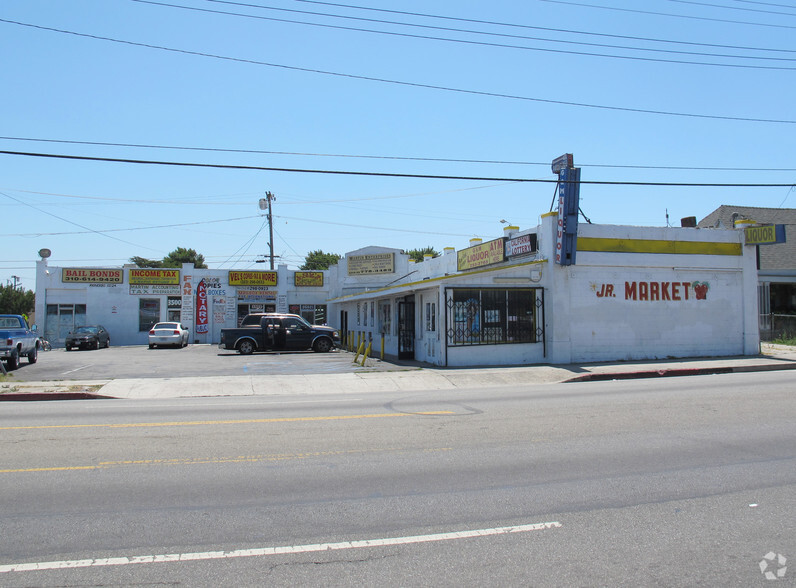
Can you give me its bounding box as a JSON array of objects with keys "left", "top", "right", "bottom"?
[{"left": 228, "top": 271, "right": 277, "bottom": 286}]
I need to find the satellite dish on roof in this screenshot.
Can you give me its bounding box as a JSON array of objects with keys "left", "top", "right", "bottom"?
[{"left": 39, "top": 248, "right": 52, "bottom": 259}]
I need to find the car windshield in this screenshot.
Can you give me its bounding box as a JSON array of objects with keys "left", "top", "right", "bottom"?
[
  {"left": 155, "top": 323, "right": 179, "bottom": 330},
  {"left": 76, "top": 326, "right": 98, "bottom": 334}
]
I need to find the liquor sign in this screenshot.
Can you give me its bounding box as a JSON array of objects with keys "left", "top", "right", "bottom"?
[
  {"left": 228, "top": 270, "right": 277, "bottom": 286},
  {"left": 348, "top": 253, "right": 395, "bottom": 275},
  {"left": 195, "top": 279, "right": 209, "bottom": 334},
  {"left": 556, "top": 166, "right": 581, "bottom": 266},
  {"left": 457, "top": 238, "right": 506, "bottom": 271},
  {"left": 62, "top": 268, "right": 123, "bottom": 283},
  {"left": 505, "top": 233, "right": 538, "bottom": 258},
  {"left": 744, "top": 224, "right": 786, "bottom": 246},
  {"left": 295, "top": 271, "right": 324, "bottom": 287},
  {"left": 129, "top": 269, "right": 180, "bottom": 285}
]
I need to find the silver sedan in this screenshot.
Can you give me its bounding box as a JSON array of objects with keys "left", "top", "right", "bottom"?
[{"left": 148, "top": 322, "right": 190, "bottom": 349}]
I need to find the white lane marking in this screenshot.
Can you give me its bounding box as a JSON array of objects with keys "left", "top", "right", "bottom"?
[
  {"left": 0, "top": 522, "right": 561, "bottom": 573},
  {"left": 60, "top": 365, "right": 91, "bottom": 375}
]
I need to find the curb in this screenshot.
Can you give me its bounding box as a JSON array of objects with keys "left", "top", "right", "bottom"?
[
  {"left": 0, "top": 392, "right": 116, "bottom": 401},
  {"left": 565, "top": 361, "right": 796, "bottom": 383}
]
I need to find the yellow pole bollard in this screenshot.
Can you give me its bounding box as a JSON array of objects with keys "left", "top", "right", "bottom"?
[
  {"left": 360, "top": 341, "right": 372, "bottom": 367},
  {"left": 380, "top": 334, "right": 385, "bottom": 360},
  {"left": 353, "top": 341, "right": 364, "bottom": 363}
]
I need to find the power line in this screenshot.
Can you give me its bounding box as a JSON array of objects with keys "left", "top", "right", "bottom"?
[
  {"left": 130, "top": 0, "right": 796, "bottom": 69},
  {"left": 2, "top": 150, "right": 794, "bottom": 187},
  {"left": 288, "top": 0, "right": 796, "bottom": 54},
  {"left": 537, "top": 0, "right": 796, "bottom": 29},
  {"left": 2, "top": 17, "right": 794, "bottom": 123},
  {"left": 662, "top": 0, "right": 796, "bottom": 16},
  {"left": 2, "top": 135, "right": 795, "bottom": 171},
  {"left": 131, "top": 0, "right": 796, "bottom": 65}
]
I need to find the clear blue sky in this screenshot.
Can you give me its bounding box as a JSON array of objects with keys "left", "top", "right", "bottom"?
[{"left": 2, "top": 0, "right": 794, "bottom": 291}]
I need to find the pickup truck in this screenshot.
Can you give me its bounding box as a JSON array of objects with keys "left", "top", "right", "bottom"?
[
  {"left": 219, "top": 313, "right": 340, "bottom": 355},
  {"left": 0, "top": 314, "right": 40, "bottom": 370}
]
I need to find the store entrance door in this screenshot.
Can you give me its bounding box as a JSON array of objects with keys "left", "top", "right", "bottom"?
[{"left": 398, "top": 296, "right": 415, "bottom": 360}]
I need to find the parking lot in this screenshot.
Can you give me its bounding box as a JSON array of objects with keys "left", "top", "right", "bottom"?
[{"left": 5, "top": 344, "right": 407, "bottom": 382}]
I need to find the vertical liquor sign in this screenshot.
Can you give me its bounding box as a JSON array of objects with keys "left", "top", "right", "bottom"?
[
  {"left": 196, "top": 279, "right": 209, "bottom": 334},
  {"left": 555, "top": 165, "right": 581, "bottom": 266}
]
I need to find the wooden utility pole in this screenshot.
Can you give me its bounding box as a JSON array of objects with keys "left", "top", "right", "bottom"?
[{"left": 259, "top": 192, "right": 276, "bottom": 270}]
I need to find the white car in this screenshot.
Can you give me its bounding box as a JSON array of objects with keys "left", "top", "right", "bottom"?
[{"left": 148, "top": 322, "right": 190, "bottom": 349}]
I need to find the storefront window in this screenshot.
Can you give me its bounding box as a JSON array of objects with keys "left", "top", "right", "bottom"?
[
  {"left": 445, "top": 288, "right": 542, "bottom": 346},
  {"left": 139, "top": 298, "right": 160, "bottom": 332},
  {"left": 425, "top": 302, "right": 436, "bottom": 332},
  {"left": 379, "top": 301, "right": 391, "bottom": 334}
]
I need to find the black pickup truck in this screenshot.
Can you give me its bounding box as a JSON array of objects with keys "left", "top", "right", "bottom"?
[{"left": 218, "top": 313, "right": 341, "bottom": 355}]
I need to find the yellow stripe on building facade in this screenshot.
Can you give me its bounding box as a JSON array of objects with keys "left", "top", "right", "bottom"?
[{"left": 577, "top": 237, "right": 742, "bottom": 256}]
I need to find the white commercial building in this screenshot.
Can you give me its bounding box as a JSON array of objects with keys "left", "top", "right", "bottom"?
[{"left": 35, "top": 210, "right": 760, "bottom": 365}]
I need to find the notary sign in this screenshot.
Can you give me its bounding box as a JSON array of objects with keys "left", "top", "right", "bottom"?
[
  {"left": 62, "top": 268, "right": 123, "bottom": 283},
  {"left": 744, "top": 224, "right": 786, "bottom": 246},
  {"left": 458, "top": 238, "right": 506, "bottom": 271},
  {"left": 348, "top": 253, "right": 395, "bottom": 275},
  {"left": 228, "top": 271, "right": 277, "bottom": 286}
]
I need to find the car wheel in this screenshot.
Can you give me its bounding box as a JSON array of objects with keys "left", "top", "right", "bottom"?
[
  {"left": 237, "top": 340, "right": 255, "bottom": 355},
  {"left": 93, "top": 340, "right": 100, "bottom": 350},
  {"left": 6, "top": 349, "right": 19, "bottom": 370},
  {"left": 313, "top": 338, "right": 333, "bottom": 353},
  {"left": 65, "top": 346, "right": 72, "bottom": 352},
  {"left": 105, "top": 338, "right": 110, "bottom": 348},
  {"left": 149, "top": 344, "right": 155, "bottom": 349},
  {"left": 182, "top": 337, "right": 188, "bottom": 348},
  {"left": 28, "top": 346, "right": 38, "bottom": 364}
]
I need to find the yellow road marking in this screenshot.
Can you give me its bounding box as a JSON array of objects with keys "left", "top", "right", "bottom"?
[
  {"left": 0, "top": 411, "right": 454, "bottom": 431},
  {"left": 0, "top": 447, "right": 452, "bottom": 474}
]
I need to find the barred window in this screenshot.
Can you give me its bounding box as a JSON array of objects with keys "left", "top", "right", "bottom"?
[{"left": 445, "top": 288, "right": 543, "bottom": 346}]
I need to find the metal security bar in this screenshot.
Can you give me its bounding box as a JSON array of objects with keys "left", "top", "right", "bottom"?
[{"left": 444, "top": 287, "right": 544, "bottom": 349}]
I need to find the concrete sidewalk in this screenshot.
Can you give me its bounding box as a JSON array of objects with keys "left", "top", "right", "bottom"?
[{"left": 2, "top": 344, "right": 795, "bottom": 401}]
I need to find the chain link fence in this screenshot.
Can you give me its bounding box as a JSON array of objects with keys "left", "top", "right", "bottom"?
[{"left": 760, "top": 314, "right": 796, "bottom": 341}]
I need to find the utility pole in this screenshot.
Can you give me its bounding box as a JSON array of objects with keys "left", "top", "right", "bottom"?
[{"left": 259, "top": 192, "right": 276, "bottom": 270}]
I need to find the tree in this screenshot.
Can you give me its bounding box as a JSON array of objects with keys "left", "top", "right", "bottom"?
[
  {"left": 129, "top": 256, "right": 162, "bottom": 268},
  {"left": 405, "top": 246, "right": 440, "bottom": 262},
  {"left": 0, "top": 284, "right": 35, "bottom": 316},
  {"left": 162, "top": 247, "right": 207, "bottom": 269},
  {"left": 301, "top": 250, "right": 341, "bottom": 270},
  {"left": 130, "top": 248, "right": 207, "bottom": 269}
]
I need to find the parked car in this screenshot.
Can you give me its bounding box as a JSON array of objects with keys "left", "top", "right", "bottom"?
[
  {"left": 149, "top": 322, "right": 190, "bottom": 349},
  {"left": 218, "top": 313, "right": 340, "bottom": 354},
  {"left": 65, "top": 325, "right": 110, "bottom": 351},
  {"left": 0, "top": 314, "right": 40, "bottom": 370}
]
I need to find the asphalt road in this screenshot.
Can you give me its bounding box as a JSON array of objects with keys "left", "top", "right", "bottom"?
[
  {"left": 1, "top": 371, "right": 793, "bottom": 586},
  {"left": 7, "top": 343, "right": 393, "bottom": 381}
]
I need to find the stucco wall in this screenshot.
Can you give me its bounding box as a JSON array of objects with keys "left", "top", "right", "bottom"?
[{"left": 541, "top": 214, "right": 759, "bottom": 363}]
